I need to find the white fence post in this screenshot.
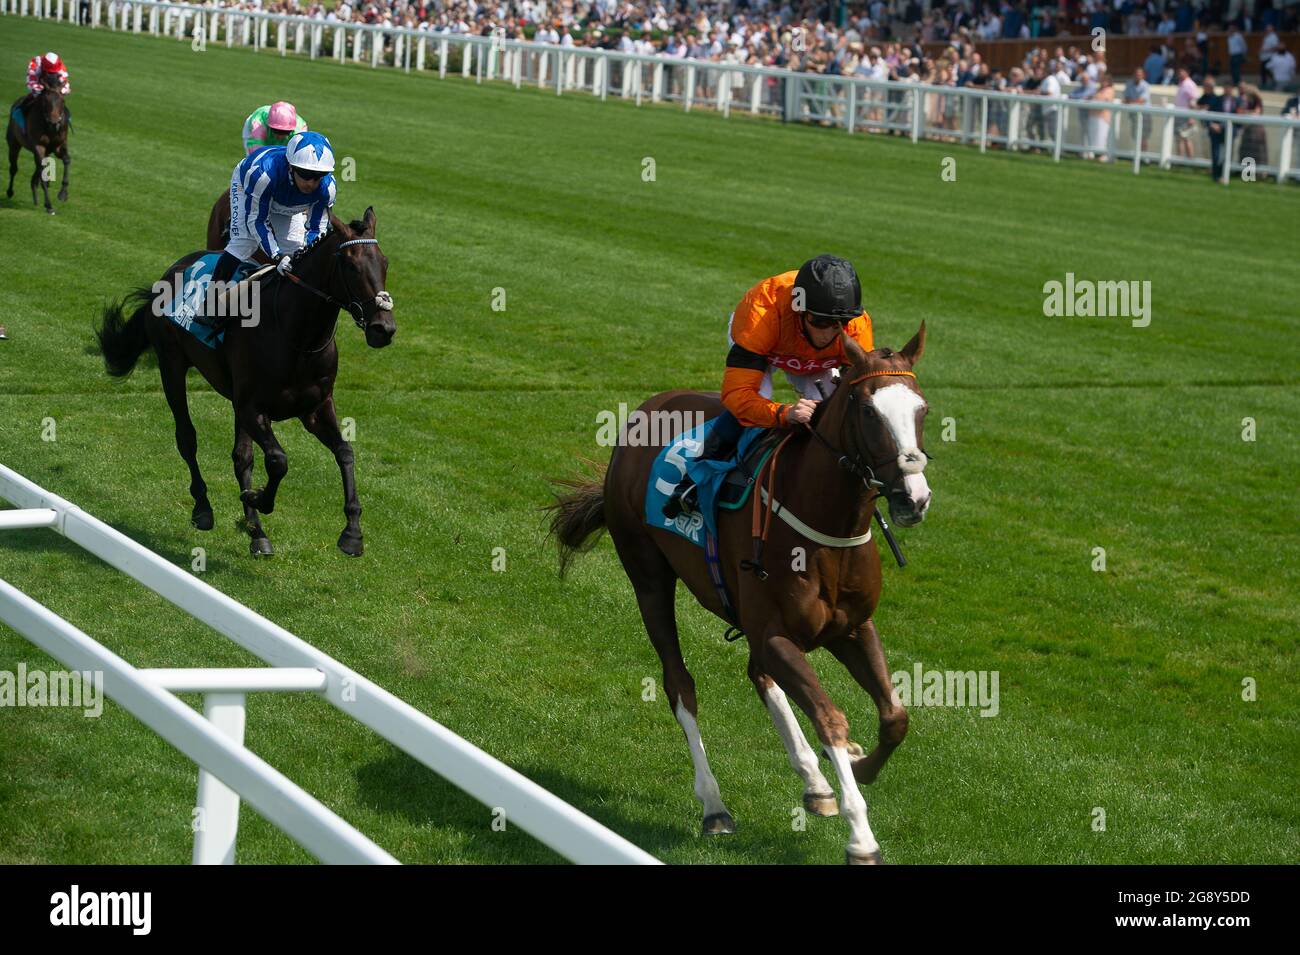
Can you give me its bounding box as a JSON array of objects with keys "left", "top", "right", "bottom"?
[
  {"left": 1133, "top": 112, "right": 1143, "bottom": 174},
  {"left": 193, "top": 692, "right": 247, "bottom": 865}
]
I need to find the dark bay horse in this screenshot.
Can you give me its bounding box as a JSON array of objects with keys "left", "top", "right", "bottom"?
[
  {"left": 95, "top": 209, "right": 396, "bottom": 556},
  {"left": 6, "top": 79, "right": 71, "bottom": 214},
  {"left": 549, "top": 325, "right": 931, "bottom": 864}
]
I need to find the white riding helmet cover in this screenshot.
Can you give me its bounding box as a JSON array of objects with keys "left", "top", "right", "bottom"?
[{"left": 285, "top": 131, "right": 335, "bottom": 174}]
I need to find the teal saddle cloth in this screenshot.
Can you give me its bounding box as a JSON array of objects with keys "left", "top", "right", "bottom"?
[
  {"left": 643, "top": 419, "right": 776, "bottom": 548},
  {"left": 160, "top": 254, "right": 258, "bottom": 349}
]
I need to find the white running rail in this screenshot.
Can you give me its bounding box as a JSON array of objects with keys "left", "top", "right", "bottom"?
[
  {"left": 5, "top": 0, "right": 1298, "bottom": 183},
  {"left": 0, "top": 463, "right": 659, "bottom": 865}
]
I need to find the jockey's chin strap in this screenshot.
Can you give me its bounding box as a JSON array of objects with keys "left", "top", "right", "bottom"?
[
  {"left": 275, "top": 238, "right": 393, "bottom": 332},
  {"left": 741, "top": 368, "right": 918, "bottom": 580}
]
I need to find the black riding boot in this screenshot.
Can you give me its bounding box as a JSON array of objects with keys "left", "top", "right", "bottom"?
[
  {"left": 211, "top": 251, "right": 242, "bottom": 284},
  {"left": 662, "top": 412, "right": 743, "bottom": 519}
]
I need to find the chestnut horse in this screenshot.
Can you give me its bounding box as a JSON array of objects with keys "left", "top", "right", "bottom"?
[
  {"left": 95, "top": 209, "right": 395, "bottom": 556},
  {"left": 549, "top": 324, "right": 930, "bottom": 864},
  {"left": 6, "top": 78, "right": 71, "bottom": 215}
]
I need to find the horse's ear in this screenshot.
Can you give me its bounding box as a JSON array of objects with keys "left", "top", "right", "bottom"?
[
  {"left": 362, "top": 206, "right": 376, "bottom": 236},
  {"left": 841, "top": 329, "right": 870, "bottom": 372},
  {"left": 329, "top": 213, "right": 349, "bottom": 237},
  {"left": 900, "top": 321, "right": 926, "bottom": 367}
]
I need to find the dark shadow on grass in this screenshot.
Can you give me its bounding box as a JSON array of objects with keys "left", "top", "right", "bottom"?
[
  {"left": 0, "top": 510, "right": 259, "bottom": 590},
  {"left": 355, "top": 745, "right": 714, "bottom": 864},
  {"left": 354, "top": 745, "right": 834, "bottom": 865}
]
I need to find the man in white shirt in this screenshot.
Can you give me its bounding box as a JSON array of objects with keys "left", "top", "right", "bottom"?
[
  {"left": 1270, "top": 46, "right": 1297, "bottom": 92},
  {"left": 1123, "top": 67, "right": 1151, "bottom": 152},
  {"left": 1260, "top": 26, "right": 1281, "bottom": 89},
  {"left": 1037, "top": 62, "right": 1063, "bottom": 141}
]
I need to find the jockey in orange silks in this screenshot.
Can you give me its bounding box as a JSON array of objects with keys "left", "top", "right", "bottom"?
[{"left": 663, "top": 254, "right": 874, "bottom": 518}]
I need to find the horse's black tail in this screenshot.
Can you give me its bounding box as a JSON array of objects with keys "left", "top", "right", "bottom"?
[
  {"left": 95, "top": 288, "right": 154, "bottom": 378},
  {"left": 544, "top": 463, "right": 608, "bottom": 577}
]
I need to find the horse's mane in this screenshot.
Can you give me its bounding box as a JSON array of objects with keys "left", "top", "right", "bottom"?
[{"left": 326, "top": 213, "right": 372, "bottom": 236}]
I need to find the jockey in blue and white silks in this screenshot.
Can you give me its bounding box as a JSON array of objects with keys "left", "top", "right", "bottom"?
[{"left": 212, "top": 131, "right": 336, "bottom": 284}]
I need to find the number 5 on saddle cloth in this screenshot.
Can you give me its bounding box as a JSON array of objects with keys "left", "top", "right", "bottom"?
[{"left": 644, "top": 417, "right": 779, "bottom": 548}]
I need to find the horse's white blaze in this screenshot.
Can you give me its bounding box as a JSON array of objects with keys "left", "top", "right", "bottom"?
[
  {"left": 674, "top": 699, "right": 729, "bottom": 818},
  {"left": 871, "top": 383, "right": 931, "bottom": 508},
  {"left": 762, "top": 684, "right": 833, "bottom": 797},
  {"left": 826, "top": 744, "right": 880, "bottom": 858}
]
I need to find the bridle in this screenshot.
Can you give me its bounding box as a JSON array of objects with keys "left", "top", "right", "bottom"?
[
  {"left": 273, "top": 236, "right": 393, "bottom": 352},
  {"left": 735, "top": 366, "right": 924, "bottom": 584},
  {"left": 805, "top": 368, "right": 924, "bottom": 492},
  {"left": 39, "top": 85, "right": 66, "bottom": 133}
]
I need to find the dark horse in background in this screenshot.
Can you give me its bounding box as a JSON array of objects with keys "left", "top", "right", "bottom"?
[
  {"left": 550, "top": 325, "right": 931, "bottom": 864},
  {"left": 7, "top": 77, "right": 71, "bottom": 214},
  {"left": 95, "top": 209, "right": 396, "bottom": 556}
]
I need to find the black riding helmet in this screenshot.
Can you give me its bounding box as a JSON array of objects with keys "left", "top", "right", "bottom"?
[{"left": 794, "top": 254, "right": 863, "bottom": 321}]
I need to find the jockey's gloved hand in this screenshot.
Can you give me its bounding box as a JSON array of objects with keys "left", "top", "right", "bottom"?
[{"left": 276, "top": 255, "right": 294, "bottom": 276}]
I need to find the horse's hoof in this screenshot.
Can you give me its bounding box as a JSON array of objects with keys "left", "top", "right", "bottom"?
[
  {"left": 803, "top": 791, "right": 839, "bottom": 817},
  {"left": 852, "top": 754, "right": 884, "bottom": 786},
  {"left": 846, "top": 848, "right": 884, "bottom": 865},
  {"left": 845, "top": 741, "right": 866, "bottom": 759},
  {"left": 46, "top": 208, "right": 54, "bottom": 216},
  {"left": 338, "top": 532, "right": 363, "bottom": 557},
  {"left": 58, "top": 192, "right": 67, "bottom": 202},
  {"left": 701, "top": 812, "right": 736, "bottom": 836},
  {"left": 250, "top": 538, "right": 273, "bottom": 557},
  {"left": 191, "top": 509, "right": 214, "bottom": 531}
]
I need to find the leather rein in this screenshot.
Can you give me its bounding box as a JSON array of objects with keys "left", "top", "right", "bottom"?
[
  {"left": 271, "top": 237, "right": 393, "bottom": 354},
  {"left": 741, "top": 368, "right": 920, "bottom": 580}
]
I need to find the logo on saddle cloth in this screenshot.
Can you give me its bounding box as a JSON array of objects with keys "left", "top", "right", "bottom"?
[{"left": 769, "top": 354, "right": 839, "bottom": 374}]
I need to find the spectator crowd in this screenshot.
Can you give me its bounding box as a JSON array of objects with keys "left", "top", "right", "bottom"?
[
  {"left": 116, "top": 0, "right": 1300, "bottom": 175},
  {"left": 196, "top": 1, "right": 1300, "bottom": 75}
]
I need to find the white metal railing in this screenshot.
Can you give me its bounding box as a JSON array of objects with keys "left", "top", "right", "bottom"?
[
  {"left": 5, "top": 0, "right": 1297, "bottom": 182},
  {"left": 0, "top": 463, "right": 659, "bottom": 865}
]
